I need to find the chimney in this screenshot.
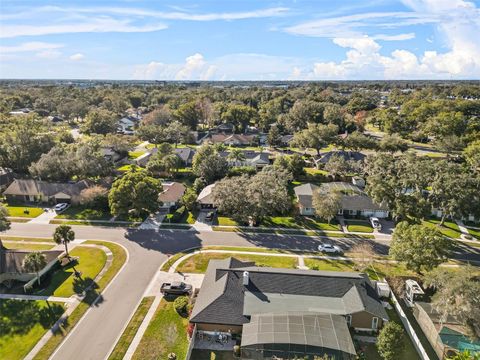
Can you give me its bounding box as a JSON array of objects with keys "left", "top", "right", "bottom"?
[{"left": 243, "top": 271, "right": 249, "bottom": 286}]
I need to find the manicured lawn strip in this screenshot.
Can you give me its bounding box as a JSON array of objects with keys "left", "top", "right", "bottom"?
[
  {"left": 128, "top": 151, "right": 145, "bottom": 159},
  {"left": 32, "top": 241, "right": 127, "bottom": 360},
  {"left": 159, "top": 224, "right": 192, "bottom": 230},
  {"left": 0, "top": 300, "right": 65, "bottom": 360},
  {"left": 345, "top": 220, "right": 374, "bottom": 233},
  {"left": 261, "top": 216, "right": 341, "bottom": 231},
  {"left": 176, "top": 253, "right": 298, "bottom": 273},
  {"left": 467, "top": 227, "right": 480, "bottom": 240},
  {"left": 132, "top": 299, "right": 189, "bottom": 360},
  {"left": 217, "top": 216, "right": 239, "bottom": 226},
  {"left": 3, "top": 242, "right": 54, "bottom": 251},
  {"left": 0, "top": 236, "right": 55, "bottom": 242},
  {"left": 50, "top": 220, "right": 139, "bottom": 227},
  {"left": 108, "top": 297, "right": 155, "bottom": 360},
  {"left": 9, "top": 218, "right": 31, "bottom": 223},
  {"left": 204, "top": 246, "right": 314, "bottom": 255},
  {"left": 117, "top": 164, "right": 135, "bottom": 172},
  {"left": 212, "top": 226, "right": 375, "bottom": 239},
  {"left": 3, "top": 205, "right": 44, "bottom": 218},
  {"left": 165, "top": 208, "right": 198, "bottom": 224},
  {"left": 55, "top": 206, "right": 111, "bottom": 220},
  {"left": 305, "top": 258, "right": 355, "bottom": 272},
  {"left": 40, "top": 246, "right": 107, "bottom": 298},
  {"left": 423, "top": 219, "right": 462, "bottom": 239}
]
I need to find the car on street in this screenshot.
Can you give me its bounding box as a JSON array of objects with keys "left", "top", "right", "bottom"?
[
  {"left": 53, "top": 203, "right": 69, "bottom": 213},
  {"left": 369, "top": 217, "right": 382, "bottom": 231},
  {"left": 205, "top": 211, "right": 215, "bottom": 222},
  {"left": 318, "top": 243, "right": 343, "bottom": 254},
  {"left": 160, "top": 281, "right": 192, "bottom": 295}
]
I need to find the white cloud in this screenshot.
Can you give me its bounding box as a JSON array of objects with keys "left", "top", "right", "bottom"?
[
  {"left": 35, "top": 49, "right": 62, "bottom": 59},
  {"left": 69, "top": 53, "right": 85, "bottom": 61},
  {"left": 372, "top": 33, "right": 415, "bottom": 41},
  {"left": 0, "top": 18, "right": 167, "bottom": 38},
  {"left": 0, "top": 41, "right": 63, "bottom": 53}
]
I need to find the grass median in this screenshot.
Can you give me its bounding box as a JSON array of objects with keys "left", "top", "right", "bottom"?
[{"left": 107, "top": 297, "right": 155, "bottom": 360}]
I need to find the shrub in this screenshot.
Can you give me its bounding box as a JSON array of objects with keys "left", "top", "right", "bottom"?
[
  {"left": 167, "top": 353, "right": 176, "bottom": 360},
  {"left": 377, "top": 322, "right": 404, "bottom": 360},
  {"left": 170, "top": 206, "right": 186, "bottom": 223},
  {"left": 174, "top": 296, "right": 189, "bottom": 315}
]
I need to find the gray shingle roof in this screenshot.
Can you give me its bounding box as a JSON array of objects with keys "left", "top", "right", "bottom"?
[
  {"left": 317, "top": 150, "right": 366, "bottom": 164},
  {"left": 190, "top": 258, "right": 388, "bottom": 326},
  {"left": 3, "top": 179, "right": 89, "bottom": 198}
]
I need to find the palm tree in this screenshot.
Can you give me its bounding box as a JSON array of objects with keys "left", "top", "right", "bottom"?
[
  {"left": 53, "top": 224, "right": 75, "bottom": 258},
  {"left": 22, "top": 252, "right": 47, "bottom": 285},
  {"left": 228, "top": 149, "right": 246, "bottom": 164}
]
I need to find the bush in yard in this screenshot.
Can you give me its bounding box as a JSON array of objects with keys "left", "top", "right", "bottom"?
[
  {"left": 377, "top": 322, "right": 404, "bottom": 360},
  {"left": 170, "top": 206, "right": 186, "bottom": 223},
  {"left": 79, "top": 185, "right": 109, "bottom": 210},
  {"left": 167, "top": 353, "right": 176, "bottom": 360},
  {"left": 174, "top": 296, "right": 189, "bottom": 315}
]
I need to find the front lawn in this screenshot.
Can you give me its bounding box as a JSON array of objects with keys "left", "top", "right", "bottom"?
[
  {"left": 116, "top": 164, "right": 135, "bottom": 172},
  {"left": 55, "top": 206, "right": 111, "bottom": 220},
  {"left": 423, "top": 219, "right": 462, "bottom": 239},
  {"left": 345, "top": 220, "right": 374, "bottom": 233},
  {"left": 3, "top": 204, "right": 44, "bottom": 218},
  {"left": 261, "top": 216, "right": 341, "bottom": 231},
  {"left": 305, "top": 259, "right": 355, "bottom": 272},
  {"left": 39, "top": 246, "right": 107, "bottom": 298},
  {"left": 132, "top": 298, "right": 189, "bottom": 360},
  {"left": 217, "top": 216, "right": 239, "bottom": 226},
  {"left": 176, "top": 253, "right": 298, "bottom": 273},
  {"left": 3, "top": 242, "right": 54, "bottom": 251},
  {"left": 467, "top": 227, "right": 480, "bottom": 240},
  {"left": 0, "top": 299, "right": 64, "bottom": 360},
  {"left": 128, "top": 150, "right": 145, "bottom": 159}
]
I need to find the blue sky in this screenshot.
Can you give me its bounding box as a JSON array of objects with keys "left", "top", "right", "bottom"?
[{"left": 1, "top": 0, "right": 479, "bottom": 80}]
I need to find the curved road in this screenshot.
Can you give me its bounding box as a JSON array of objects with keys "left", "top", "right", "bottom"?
[{"left": 4, "top": 223, "right": 480, "bottom": 360}]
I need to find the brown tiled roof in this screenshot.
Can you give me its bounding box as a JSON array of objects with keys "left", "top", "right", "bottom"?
[{"left": 158, "top": 182, "right": 186, "bottom": 203}]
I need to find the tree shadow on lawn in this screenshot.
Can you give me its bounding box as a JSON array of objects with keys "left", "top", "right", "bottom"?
[{"left": 0, "top": 299, "right": 64, "bottom": 336}]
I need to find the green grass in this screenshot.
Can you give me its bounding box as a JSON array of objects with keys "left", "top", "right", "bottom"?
[
  {"left": 190, "top": 350, "right": 234, "bottom": 360},
  {"left": 216, "top": 216, "right": 239, "bottom": 226},
  {"left": 0, "top": 299, "right": 65, "bottom": 360},
  {"left": 176, "top": 253, "right": 298, "bottom": 273},
  {"left": 3, "top": 242, "right": 54, "bottom": 250},
  {"left": 116, "top": 164, "right": 135, "bottom": 172},
  {"left": 132, "top": 298, "right": 189, "bottom": 360},
  {"left": 423, "top": 219, "right": 462, "bottom": 239},
  {"left": 32, "top": 241, "right": 127, "bottom": 360},
  {"left": 165, "top": 208, "right": 198, "bottom": 224},
  {"left": 128, "top": 150, "right": 145, "bottom": 159},
  {"left": 467, "top": 227, "right": 480, "bottom": 240},
  {"left": 55, "top": 206, "right": 111, "bottom": 220},
  {"left": 3, "top": 204, "right": 44, "bottom": 218},
  {"left": 39, "top": 246, "right": 107, "bottom": 298},
  {"left": 261, "top": 216, "right": 341, "bottom": 231},
  {"left": 108, "top": 297, "right": 155, "bottom": 360},
  {"left": 304, "top": 167, "right": 328, "bottom": 176},
  {"left": 345, "top": 220, "right": 374, "bottom": 233}
]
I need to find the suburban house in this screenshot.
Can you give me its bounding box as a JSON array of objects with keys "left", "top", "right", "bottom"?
[
  {"left": 315, "top": 150, "right": 366, "bottom": 167},
  {"left": 189, "top": 258, "right": 388, "bottom": 360},
  {"left": 413, "top": 302, "right": 480, "bottom": 358},
  {"left": 158, "top": 182, "right": 186, "bottom": 209},
  {"left": 197, "top": 183, "right": 216, "bottom": 208},
  {"left": 294, "top": 182, "right": 389, "bottom": 218},
  {"left": 101, "top": 147, "right": 127, "bottom": 164},
  {"left": 219, "top": 151, "right": 270, "bottom": 170},
  {"left": 3, "top": 179, "right": 89, "bottom": 204},
  {"left": 117, "top": 116, "right": 138, "bottom": 135},
  {"left": 0, "top": 168, "right": 14, "bottom": 190},
  {"left": 8, "top": 108, "right": 32, "bottom": 116},
  {"left": 135, "top": 147, "right": 196, "bottom": 167},
  {"left": 0, "top": 240, "right": 62, "bottom": 290},
  {"left": 202, "top": 133, "right": 258, "bottom": 146}
]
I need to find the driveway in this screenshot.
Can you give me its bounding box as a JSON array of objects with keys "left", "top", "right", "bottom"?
[{"left": 28, "top": 208, "right": 57, "bottom": 224}]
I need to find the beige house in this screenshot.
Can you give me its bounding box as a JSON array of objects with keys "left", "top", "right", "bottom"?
[{"left": 158, "top": 182, "right": 186, "bottom": 209}]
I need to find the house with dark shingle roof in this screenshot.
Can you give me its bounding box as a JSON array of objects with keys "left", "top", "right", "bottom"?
[
  {"left": 314, "top": 150, "right": 366, "bottom": 168},
  {"left": 294, "top": 182, "right": 389, "bottom": 218},
  {"left": 3, "top": 179, "right": 90, "bottom": 205},
  {"left": 190, "top": 258, "right": 388, "bottom": 359},
  {"left": 219, "top": 150, "right": 270, "bottom": 170}
]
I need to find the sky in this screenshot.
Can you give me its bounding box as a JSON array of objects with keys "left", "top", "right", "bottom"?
[{"left": 1, "top": 0, "right": 480, "bottom": 80}]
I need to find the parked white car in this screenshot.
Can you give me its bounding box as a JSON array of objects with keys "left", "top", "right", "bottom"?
[
  {"left": 318, "top": 243, "right": 343, "bottom": 254},
  {"left": 53, "top": 203, "right": 69, "bottom": 213},
  {"left": 369, "top": 217, "right": 382, "bottom": 231}
]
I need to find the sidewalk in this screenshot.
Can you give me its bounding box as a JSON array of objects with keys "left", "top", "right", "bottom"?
[
  {"left": 0, "top": 294, "right": 76, "bottom": 303},
  {"left": 28, "top": 209, "right": 57, "bottom": 224}
]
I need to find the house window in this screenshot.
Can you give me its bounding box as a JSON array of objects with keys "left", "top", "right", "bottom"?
[
  {"left": 372, "top": 317, "right": 379, "bottom": 330},
  {"left": 346, "top": 315, "right": 352, "bottom": 326},
  {"left": 338, "top": 209, "right": 344, "bottom": 215},
  {"left": 349, "top": 209, "right": 357, "bottom": 215}
]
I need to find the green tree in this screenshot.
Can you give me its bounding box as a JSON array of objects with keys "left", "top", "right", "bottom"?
[
  {"left": 227, "top": 148, "right": 246, "bottom": 163},
  {"left": 22, "top": 252, "right": 47, "bottom": 286},
  {"left": 282, "top": 100, "right": 325, "bottom": 132},
  {"left": 192, "top": 145, "right": 228, "bottom": 184},
  {"left": 389, "top": 222, "right": 451, "bottom": 273},
  {"left": 267, "top": 126, "right": 283, "bottom": 148},
  {"left": 0, "top": 205, "right": 11, "bottom": 237},
  {"left": 312, "top": 189, "right": 341, "bottom": 224},
  {"left": 221, "top": 104, "right": 258, "bottom": 133},
  {"left": 447, "top": 350, "right": 480, "bottom": 360},
  {"left": 181, "top": 188, "right": 198, "bottom": 211},
  {"left": 174, "top": 101, "right": 201, "bottom": 130},
  {"left": 424, "top": 267, "right": 480, "bottom": 340},
  {"left": 378, "top": 133, "right": 409, "bottom": 153},
  {"left": 342, "top": 131, "right": 377, "bottom": 151},
  {"left": 376, "top": 322, "right": 405, "bottom": 360},
  {"left": 53, "top": 225, "right": 75, "bottom": 258},
  {"left": 464, "top": 140, "right": 480, "bottom": 171},
  {"left": 82, "top": 108, "right": 118, "bottom": 135},
  {"left": 108, "top": 168, "right": 163, "bottom": 217},
  {"left": 291, "top": 123, "right": 338, "bottom": 155},
  {"left": 324, "top": 155, "right": 351, "bottom": 180},
  {"left": 273, "top": 155, "right": 305, "bottom": 179}
]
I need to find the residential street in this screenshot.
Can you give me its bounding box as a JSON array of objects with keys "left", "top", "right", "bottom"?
[{"left": 4, "top": 222, "right": 480, "bottom": 360}]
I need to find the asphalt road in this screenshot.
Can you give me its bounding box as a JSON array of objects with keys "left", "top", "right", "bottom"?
[{"left": 4, "top": 222, "right": 480, "bottom": 360}]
